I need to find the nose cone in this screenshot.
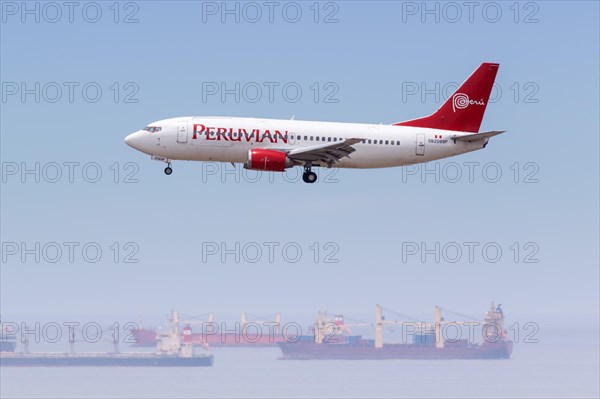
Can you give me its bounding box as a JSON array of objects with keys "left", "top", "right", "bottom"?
[{"left": 124, "top": 131, "right": 142, "bottom": 149}]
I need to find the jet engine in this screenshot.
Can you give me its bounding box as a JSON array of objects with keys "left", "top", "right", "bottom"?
[{"left": 245, "top": 149, "right": 294, "bottom": 172}]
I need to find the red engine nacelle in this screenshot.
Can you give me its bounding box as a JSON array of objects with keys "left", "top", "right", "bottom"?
[{"left": 245, "top": 149, "right": 293, "bottom": 172}]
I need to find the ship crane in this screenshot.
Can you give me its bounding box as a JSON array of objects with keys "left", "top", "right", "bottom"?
[
  {"left": 339, "top": 321, "right": 372, "bottom": 328},
  {"left": 99, "top": 328, "right": 122, "bottom": 354},
  {"left": 179, "top": 312, "right": 215, "bottom": 325}
]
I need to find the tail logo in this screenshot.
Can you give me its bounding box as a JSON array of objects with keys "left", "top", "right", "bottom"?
[{"left": 452, "top": 93, "right": 485, "bottom": 113}]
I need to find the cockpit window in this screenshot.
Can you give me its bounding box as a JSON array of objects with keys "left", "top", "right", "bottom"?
[{"left": 143, "top": 126, "right": 162, "bottom": 133}]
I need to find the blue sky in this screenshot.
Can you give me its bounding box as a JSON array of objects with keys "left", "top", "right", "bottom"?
[{"left": 1, "top": 1, "right": 598, "bottom": 325}]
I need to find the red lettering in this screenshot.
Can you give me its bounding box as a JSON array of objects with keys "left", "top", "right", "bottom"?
[
  {"left": 263, "top": 130, "right": 275, "bottom": 143},
  {"left": 192, "top": 123, "right": 206, "bottom": 140},
  {"left": 231, "top": 128, "right": 242, "bottom": 142},
  {"left": 275, "top": 130, "right": 288, "bottom": 143},
  {"left": 217, "top": 127, "right": 228, "bottom": 141},
  {"left": 195, "top": 126, "right": 289, "bottom": 143},
  {"left": 205, "top": 127, "right": 215, "bottom": 140},
  {"left": 240, "top": 129, "right": 252, "bottom": 142}
]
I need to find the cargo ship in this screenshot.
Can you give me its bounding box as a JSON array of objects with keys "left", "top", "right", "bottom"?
[
  {"left": 1, "top": 322, "right": 17, "bottom": 353},
  {"left": 1, "top": 311, "right": 213, "bottom": 367},
  {"left": 132, "top": 312, "right": 349, "bottom": 347},
  {"left": 278, "top": 303, "right": 513, "bottom": 360}
]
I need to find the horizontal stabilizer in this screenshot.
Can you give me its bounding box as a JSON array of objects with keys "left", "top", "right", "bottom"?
[{"left": 450, "top": 130, "right": 505, "bottom": 142}]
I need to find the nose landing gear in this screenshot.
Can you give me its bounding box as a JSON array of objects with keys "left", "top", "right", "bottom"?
[
  {"left": 302, "top": 165, "right": 317, "bottom": 184},
  {"left": 150, "top": 156, "right": 173, "bottom": 175}
]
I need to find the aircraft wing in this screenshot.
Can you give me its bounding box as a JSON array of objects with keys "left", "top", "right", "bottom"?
[
  {"left": 450, "top": 130, "right": 506, "bottom": 142},
  {"left": 285, "top": 138, "right": 364, "bottom": 166}
]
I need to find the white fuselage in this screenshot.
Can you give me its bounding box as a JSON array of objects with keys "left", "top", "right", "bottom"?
[{"left": 125, "top": 116, "right": 487, "bottom": 169}]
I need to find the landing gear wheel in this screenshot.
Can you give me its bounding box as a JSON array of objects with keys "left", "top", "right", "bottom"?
[
  {"left": 164, "top": 166, "right": 173, "bottom": 175},
  {"left": 302, "top": 171, "right": 317, "bottom": 184}
]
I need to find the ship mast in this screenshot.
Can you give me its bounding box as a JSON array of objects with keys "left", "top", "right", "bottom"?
[
  {"left": 434, "top": 306, "right": 444, "bottom": 349},
  {"left": 274, "top": 313, "right": 281, "bottom": 335},
  {"left": 375, "top": 304, "right": 383, "bottom": 349},
  {"left": 241, "top": 312, "right": 247, "bottom": 328},
  {"left": 68, "top": 327, "right": 75, "bottom": 355},
  {"left": 170, "top": 309, "right": 180, "bottom": 336},
  {"left": 314, "top": 311, "right": 325, "bottom": 344},
  {"left": 23, "top": 324, "right": 30, "bottom": 354}
]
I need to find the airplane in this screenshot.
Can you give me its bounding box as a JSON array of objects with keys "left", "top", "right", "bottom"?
[{"left": 124, "top": 63, "right": 504, "bottom": 183}]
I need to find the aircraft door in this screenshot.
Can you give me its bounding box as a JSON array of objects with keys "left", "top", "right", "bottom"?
[
  {"left": 177, "top": 121, "right": 188, "bottom": 143},
  {"left": 416, "top": 133, "right": 425, "bottom": 156}
]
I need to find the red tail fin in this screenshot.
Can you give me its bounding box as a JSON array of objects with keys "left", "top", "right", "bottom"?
[{"left": 394, "top": 63, "right": 499, "bottom": 133}]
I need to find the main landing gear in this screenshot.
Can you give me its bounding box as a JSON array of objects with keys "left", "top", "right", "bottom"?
[
  {"left": 164, "top": 163, "right": 173, "bottom": 175},
  {"left": 302, "top": 165, "right": 317, "bottom": 184}
]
